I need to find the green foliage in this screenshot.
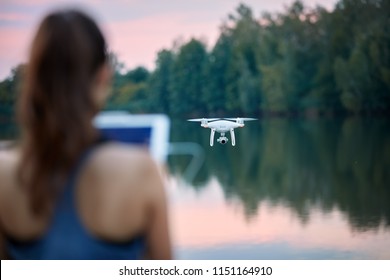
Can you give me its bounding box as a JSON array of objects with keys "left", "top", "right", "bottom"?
[
  {"left": 105, "top": 65, "right": 150, "bottom": 112},
  {"left": 0, "top": 65, "right": 23, "bottom": 123},
  {"left": 1, "top": 0, "right": 390, "bottom": 120},
  {"left": 203, "top": 34, "right": 231, "bottom": 115},
  {"left": 169, "top": 39, "right": 209, "bottom": 116},
  {"left": 148, "top": 50, "right": 175, "bottom": 113},
  {"left": 332, "top": 0, "right": 390, "bottom": 114},
  {"left": 223, "top": 4, "right": 262, "bottom": 115}
]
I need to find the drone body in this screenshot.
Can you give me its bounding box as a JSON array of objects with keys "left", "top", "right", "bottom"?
[{"left": 188, "top": 118, "right": 257, "bottom": 146}]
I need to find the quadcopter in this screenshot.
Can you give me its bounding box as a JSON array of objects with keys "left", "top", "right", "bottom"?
[{"left": 188, "top": 117, "right": 257, "bottom": 146}]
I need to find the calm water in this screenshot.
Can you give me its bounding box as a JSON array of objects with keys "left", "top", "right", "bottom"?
[
  {"left": 1, "top": 117, "right": 389, "bottom": 259},
  {"left": 167, "top": 118, "right": 390, "bottom": 259}
]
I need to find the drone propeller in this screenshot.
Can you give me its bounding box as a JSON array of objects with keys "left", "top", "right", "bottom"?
[
  {"left": 224, "top": 117, "right": 257, "bottom": 121},
  {"left": 188, "top": 118, "right": 220, "bottom": 122}
]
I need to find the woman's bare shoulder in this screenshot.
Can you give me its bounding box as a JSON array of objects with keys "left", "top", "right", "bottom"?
[
  {"left": 0, "top": 147, "right": 19, "bottom": 192},
  {"left": 0, "top": 146, "right": 23, "bottom": 221},
  {"left": 85, "top": 142, "right": 166, "bottom": 223},
  {"left": 92, "top": 142, "right": 154, "bottom": 172},
  {"left": 0, "top": 145, "right": 18, "bottom": 163},
  {"left": 89, "top": 142, "right": 163, "bottom": 192}
]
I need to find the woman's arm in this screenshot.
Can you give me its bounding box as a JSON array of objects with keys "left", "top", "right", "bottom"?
[
  {"left": 0, "top": 222, "right": 7, "bottom": 260},
  {"left": 0, "top": 152, "right": 8, "bottom": 259},
  {"left": 144, "top": 160, "right": 172, "bottom": 260},
  {"left": 0, "top": 173, "right": 8, "bottom": 259}
]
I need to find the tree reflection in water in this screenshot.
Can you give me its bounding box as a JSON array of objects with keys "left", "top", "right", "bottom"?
[{"left": 168, "top": 118, "right": 390, "bottom": 232}]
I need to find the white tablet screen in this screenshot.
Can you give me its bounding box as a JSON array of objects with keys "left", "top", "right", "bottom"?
[{"left": 93, "top": 112, "right": 170, "bottom": 163}]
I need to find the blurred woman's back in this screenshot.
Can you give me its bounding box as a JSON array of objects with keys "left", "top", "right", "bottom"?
[{"left": 0, "top": 9, "right": 171, "bottom": 260}]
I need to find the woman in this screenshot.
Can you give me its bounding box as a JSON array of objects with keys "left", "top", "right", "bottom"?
[{"left": 0, "top": 9, "right": 172, "bottom": 259}]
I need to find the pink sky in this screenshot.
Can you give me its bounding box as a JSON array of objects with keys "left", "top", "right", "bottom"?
[{"left": 0, "top": 0, "right": 339, "bottom": 79}]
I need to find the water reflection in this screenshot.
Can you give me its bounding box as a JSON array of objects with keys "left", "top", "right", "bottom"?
[
  {"left": 2, "top": 117, "right": 390, "bottom": 258},
  {"left": 0, "top": 122, "right": 18, "bottom": 140},
  {"left": 168, "top": 118, "right": 390, "bottom": 259}
]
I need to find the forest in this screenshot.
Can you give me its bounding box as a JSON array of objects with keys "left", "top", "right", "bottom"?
[{"left": 1, "top": 0, "right": 389, "bottom": 127}]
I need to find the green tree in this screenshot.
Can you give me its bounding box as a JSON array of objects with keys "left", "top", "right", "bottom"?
[
  {"left": 223, "top": 4, "right": 262, "bottom": 115},
  {"left": 0, "top": 65, "right": 23, "bottom": 122},
  {"left": 203, "top": 34, "right": 232, "bottom": 116},
  {"left": 169, "top": 39, "right": 208, "bottom": 117},
  {"left": 147, "top": 50, "right": 175, "bottom": 114}
]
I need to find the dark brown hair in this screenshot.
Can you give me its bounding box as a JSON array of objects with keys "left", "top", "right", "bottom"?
[{"left": 17, "top": 9, "right": 108, "bottom": 216}]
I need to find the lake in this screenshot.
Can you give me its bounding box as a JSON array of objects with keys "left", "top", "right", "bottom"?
[
  {"left": 167, "top": 118, "right": 390, "bottom": 259},
  {"left": 1, "top": 117, "right": 389, "bottom": 259}
]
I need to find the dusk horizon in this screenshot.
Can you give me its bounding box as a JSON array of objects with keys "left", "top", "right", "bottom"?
[{"left": 0, "top": 0, "right": 338, "bottom": 80}]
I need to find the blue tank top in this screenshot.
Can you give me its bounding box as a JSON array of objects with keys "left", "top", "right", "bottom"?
[{"left": 5, "top": 143, "right": 146, "bottom": 259}]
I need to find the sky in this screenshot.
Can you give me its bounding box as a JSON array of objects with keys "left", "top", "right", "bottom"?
[{"left": 0, "top": 0, "right": 339, "bottom": 80}]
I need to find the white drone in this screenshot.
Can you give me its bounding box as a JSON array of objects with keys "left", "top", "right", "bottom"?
[{"left": 188, "top": 117, "right": 257, "bottom": 146}]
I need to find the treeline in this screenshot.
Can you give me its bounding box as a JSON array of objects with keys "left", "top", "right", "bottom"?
[
  {"left": 106, "top": 0, "right": 390, "bottom": 117},
  {"left": 0, "top": 66, "right": 22, "bottom": 124},
  {"left": 1, "top": 0, "right": 390, "bottom": 122}
]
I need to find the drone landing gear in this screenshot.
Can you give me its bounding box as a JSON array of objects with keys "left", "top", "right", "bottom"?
[
  {"left": 210, "top": 129, "right": 216, "bottom": 146},
  {"left": 230, "top": 128, "right": 236, "bottom": 146}
]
